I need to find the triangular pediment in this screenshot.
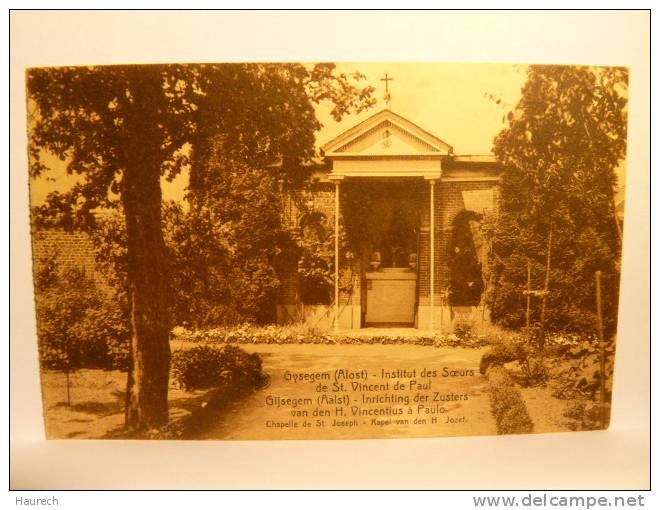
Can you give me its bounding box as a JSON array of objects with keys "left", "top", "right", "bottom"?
[{"left": 321, "top": 109, "right": 452, "bottom": 157}]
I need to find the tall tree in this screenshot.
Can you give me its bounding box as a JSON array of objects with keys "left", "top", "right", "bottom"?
[
  {"left": 28, "top": 65, "right": 196, "bottom": 430},
  {"left": 27, "top": 63, "right": 374, "bottom": 430},
  {"left": 487, "top": 65, "right": 627, "bottom": 337}
]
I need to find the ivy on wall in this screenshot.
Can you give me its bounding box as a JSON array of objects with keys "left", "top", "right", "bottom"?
[
  {"left": 286, "top": 185, "right": 352, "bottom": 305},
  {"left": 447, "top": 210, "right": 485, "bottom": 306},
  {"left": 296, "top": 210, "right": 333, "bottom": 304}
]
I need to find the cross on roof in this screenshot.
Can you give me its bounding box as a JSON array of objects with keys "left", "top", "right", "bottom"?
[{"left": 380, "top": 73, "right": 394, "bottom": 106}]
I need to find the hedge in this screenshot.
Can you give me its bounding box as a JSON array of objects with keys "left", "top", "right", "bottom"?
[{"left": 486, "top": 366, "right": 534, "bottom": 435}]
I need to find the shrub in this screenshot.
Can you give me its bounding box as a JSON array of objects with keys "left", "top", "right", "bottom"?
[
  {"left": 563, "top": 400, "right": 610, "bottom": 431},
  {"left": 487, "top": 366, "right": 534, "bottom": 434},
  {"left": 453, "top": 321, "right": 474, "bottom": 342},
  {"left": 171, "top": 344, "right": 264, "bottom": 391},
  {"left": 34, "top": 254, "right": 129, "bottom": 371},
  {"left": 513, "top": 342, "right": 549, "bottom": 387},
  {"left": 479, "top": 341, "right": 519, "bottom": 374},
  {"left": 551, "top": 338, "right": 614, "bottom": 401},
  {"left": 86, "top": 300, "right": 131, "bottom": 371},
  {"left": 480, "top": 335, "right": 549, "bottom": 386}
]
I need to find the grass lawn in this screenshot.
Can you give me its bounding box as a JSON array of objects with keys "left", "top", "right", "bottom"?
[{"left": 40, "top": 369, "right": 210, "bottom": 439}]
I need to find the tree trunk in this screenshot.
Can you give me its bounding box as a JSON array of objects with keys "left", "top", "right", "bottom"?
[
  {"left": 122, "top": 73, "right": 171, "bottom": 431},
  {"left": 122, "top": 162, "right": 171, "bottom": 430}
]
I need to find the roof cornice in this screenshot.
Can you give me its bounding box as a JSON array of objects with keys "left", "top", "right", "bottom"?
[{"left": 321, "top": 108, "right": 453, "bottom": 155}]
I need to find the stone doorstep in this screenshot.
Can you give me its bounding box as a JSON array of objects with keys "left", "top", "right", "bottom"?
[{"left": 331, "top": 327, "right": 437, "bottom": 338}]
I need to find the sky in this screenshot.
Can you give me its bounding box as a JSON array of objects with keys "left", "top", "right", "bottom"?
[
  {"left": 314, "top": 62, "right": 528, "bottom": 155},
  {"left": 28, "top": 62, "right": 625, "bottom": 205}
]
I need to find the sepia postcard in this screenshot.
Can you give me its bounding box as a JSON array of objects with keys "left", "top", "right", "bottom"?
[{"left": 25, "top": 61, "right": 628, "bottom": 441}]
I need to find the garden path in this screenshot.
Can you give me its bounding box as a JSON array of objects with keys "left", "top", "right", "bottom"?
[{"left": 199, "top": 344, "right": 497, "bottom": 440}]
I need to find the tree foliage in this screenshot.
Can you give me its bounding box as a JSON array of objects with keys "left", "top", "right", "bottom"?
[
  {"left": 487, "top": 65, "right": 627, "bottom": 337},
  {"left": 28, "top": 63, "right": 374, "bottom": 429},
  {"left": 28, "top": 65, "right": 197, "bottom": 223},
  {"left": 188, "top": 63, "right": 375, "bottom": 195},
  {"left": 28, "top": 63, "right": 376, "bottom": 232},
  {"left": 165, "top": 158, "right": 296, "bottom": 327},
  {"left": 183, "top": 64, "right": 375, "bottom": 319}
]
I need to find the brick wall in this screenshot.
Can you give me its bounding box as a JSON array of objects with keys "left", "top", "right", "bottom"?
[
  {"left": 31, "top": 228, "right": 113, "bottom": 293},
  {"left": 282, "top": 183, "right": 336, "bottom": 230}
]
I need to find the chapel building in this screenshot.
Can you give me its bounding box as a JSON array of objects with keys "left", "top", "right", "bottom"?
[{"left": 277, "top": 109, "right": 502, "bottom": 332}]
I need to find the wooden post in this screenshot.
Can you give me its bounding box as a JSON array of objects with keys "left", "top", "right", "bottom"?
[
  {"left": 539, "top": 229, "right": 552, "bottom": 328},
  {"left": 277, "top": 178, "right": 286, "bottom": 222},
  {"left": 526, "top": 259, "right": 532, "bottom": 330},
  {"left": 334, "top": 180, "right": 340, "bottom": 332},
  {"left": 611, "top": 197, "right": 623, "bottom": 243},
  {"left": 439, "top": 290, "right": 445, "bottom": 332},
  {"left": 595, "top": 270, "right": 607, "bottom": 428},
  {"left": 538, "top": 229, "right": 553, "bottom": 349},
  {"left": 65, "top": 368, "right": 71, "bottom": 407},
  {"left": 429, "top": 179, "right": 436, "bottom": 331},
  {"left": 63, "top": 338, "right": 71, "bottom": 406}
]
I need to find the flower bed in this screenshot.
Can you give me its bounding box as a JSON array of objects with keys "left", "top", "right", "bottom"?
[{"left": 170, "top": 324, "right": 490, "bottom": 349}]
